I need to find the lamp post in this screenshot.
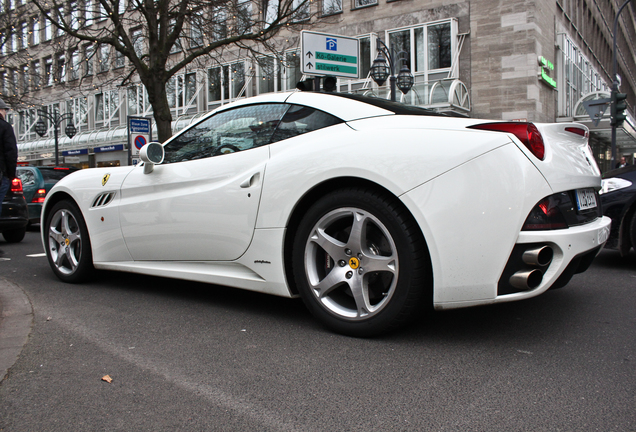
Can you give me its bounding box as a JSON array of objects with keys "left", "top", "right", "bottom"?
[
  {"left": 370, "top": 38, "right": 414, "bottom": 102},
  {"left": 34, "top": 110, "right": 77, "bottom": 166}
]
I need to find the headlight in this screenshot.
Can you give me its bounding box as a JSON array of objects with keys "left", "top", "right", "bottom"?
[{"left": 600, "top": 178, "right": 632, "bottom": 195}]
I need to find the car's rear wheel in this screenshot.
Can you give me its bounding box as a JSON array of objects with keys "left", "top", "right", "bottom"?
[
  {"left": 292, "top": 188, "right": 430, "bottom": 337},
  {"left": 45, "top": 200, "right": 93, "bottom": 283},
  {"left": 2, "top": 228, "right": 26, "bottom": 243}
]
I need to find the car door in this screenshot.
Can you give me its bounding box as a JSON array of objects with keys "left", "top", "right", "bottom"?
[{"left": 118, "top": 103, "right": 290, "bottom": 261}]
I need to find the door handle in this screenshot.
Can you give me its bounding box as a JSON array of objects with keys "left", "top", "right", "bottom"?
[{"left": 240, "top": 173, "right": 260, "bottom": 188}]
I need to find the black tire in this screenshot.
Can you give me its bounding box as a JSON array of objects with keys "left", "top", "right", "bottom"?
[
  {"left": 292, "top": 188, "right": 430, "bottom": 337},
  {"left": 44, "top": 199, "right": 94, "bottom": 283},
  {"left": 2, "top": 228, "right": 26, "bottom": 243}
]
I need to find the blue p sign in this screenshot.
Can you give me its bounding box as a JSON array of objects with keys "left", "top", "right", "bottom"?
[{"left": 326, "top": 38, "right": 337, "bottom": 51}]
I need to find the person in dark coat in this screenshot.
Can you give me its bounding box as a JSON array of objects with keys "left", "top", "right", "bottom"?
[{"left": 0, "top": 98, "right": 18, "bottom": 255}]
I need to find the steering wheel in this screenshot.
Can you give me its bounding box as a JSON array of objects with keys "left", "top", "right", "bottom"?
[{"left": 213, "top": 144, "right": 241, "bottom": 156}]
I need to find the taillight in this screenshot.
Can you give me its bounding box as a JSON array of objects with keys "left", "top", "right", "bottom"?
[
  {"left": 32, "top": 188, "right": 47, "bottom": 203},
  {"left": 10, "top": 178, "right": 23, "bottom": 194},
  {"left": 565, "top": 127, "right": 588, "bottom": 138},
  {"left": 468, "top": 122, "right": 545, "bottom": 160},
  {"left": 522, "top": 195, "right": 570, "bottom": 230}
]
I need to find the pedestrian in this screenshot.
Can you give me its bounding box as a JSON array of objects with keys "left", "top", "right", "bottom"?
[
  {"left": 0, "top": 98, "right": 18, "bottom": 256},
  {"left": 615, "top": 156, "right": 629, "bottom": 169}
]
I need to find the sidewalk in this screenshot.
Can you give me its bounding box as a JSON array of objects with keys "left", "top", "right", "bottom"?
[{"left": 0, "top": 278, "right": 33, "bottom": 382}]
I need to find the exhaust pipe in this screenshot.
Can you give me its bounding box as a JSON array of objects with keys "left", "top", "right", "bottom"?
[
  {"left": 522, "top": 246, "right": 554, "bottom": 267},
  {"left": 509, "top": 269, "right": 544, "bottom": 290}
]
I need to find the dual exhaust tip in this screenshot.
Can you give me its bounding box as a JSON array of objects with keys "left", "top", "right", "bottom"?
[{"left": 509, "top": 246, "right": 554, "bottom": 290}]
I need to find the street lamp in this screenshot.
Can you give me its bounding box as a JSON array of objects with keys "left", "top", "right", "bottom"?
[
  {"left": 370, "top": 39, "right": 414, "bottom": 102},
  {"left": 34, "top": 110, "right": 77, "bottom": 166}
]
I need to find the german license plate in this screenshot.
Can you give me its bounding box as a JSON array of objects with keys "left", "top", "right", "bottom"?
[{"left": 576, "top": 188, "right": 597, "bottom": 211}]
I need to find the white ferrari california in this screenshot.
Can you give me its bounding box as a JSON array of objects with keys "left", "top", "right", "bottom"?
[{"left": 42, "top": 91, "right": 611, "bottom": 336}]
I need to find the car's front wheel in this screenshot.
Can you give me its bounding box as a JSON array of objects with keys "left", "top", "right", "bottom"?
[
  {"left": 292, "top": 188, "right": 430, "bottom": 337},
  {"left": 44, "top": 199, "right": 94, "bottom": 283}
]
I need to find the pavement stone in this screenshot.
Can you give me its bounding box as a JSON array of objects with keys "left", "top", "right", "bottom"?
[{"left": 0, "top": 278, "right": 33, "bottom": 382}]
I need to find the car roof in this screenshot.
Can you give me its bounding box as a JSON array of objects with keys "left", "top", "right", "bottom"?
[{"left": 219, "top": 91, "right": 448, "bottom": 122}]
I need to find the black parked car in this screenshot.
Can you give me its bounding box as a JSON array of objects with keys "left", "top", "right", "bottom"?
[
  {"left": 600, "top": 164, "right": 636, "bottom": 256},
  {"left": 0, "top": 177, "right": 28, "bottom": 243}
]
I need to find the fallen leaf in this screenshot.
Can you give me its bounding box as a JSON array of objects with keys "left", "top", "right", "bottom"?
[{"left": 102, "top": 375, "right": 113, "bottom": 383}]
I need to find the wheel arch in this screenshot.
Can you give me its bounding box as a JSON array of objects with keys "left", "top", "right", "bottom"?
[
  {"left": 41, "top": 191, "right": 80, "bottom": 245},
  {"left": 282, "top": 176, "right": 434, "bottom": 298}
]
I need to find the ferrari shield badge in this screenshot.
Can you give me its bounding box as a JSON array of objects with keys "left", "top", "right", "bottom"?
[{"left": 102, "top": 173, "right": 111, "bottom": 186}]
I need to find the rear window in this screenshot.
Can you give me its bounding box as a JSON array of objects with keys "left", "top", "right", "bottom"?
[{"left": 39, "top": 168, "right": 78, "bottom": 182}]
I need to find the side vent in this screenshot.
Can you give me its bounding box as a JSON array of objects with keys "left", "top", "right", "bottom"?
[{"left": 91, "top": 192, "right": 116, "bottom": 208}]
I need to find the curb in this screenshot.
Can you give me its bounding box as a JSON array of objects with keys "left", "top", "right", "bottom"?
[{"left": 0, "top": 278, "right": 33, "bottom": 382}]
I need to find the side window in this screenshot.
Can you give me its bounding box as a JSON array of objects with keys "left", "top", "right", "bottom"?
[
  {"left": 18, "top": 170, "right": 36, "bottom": 186},
  {"left": 163, "top": 104, "right": 289, "bottom": 164},
  {"left": 271, "top": 105, "right": 343, "bottom": 143}
]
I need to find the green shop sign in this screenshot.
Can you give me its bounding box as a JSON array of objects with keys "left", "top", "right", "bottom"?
[{"left": 538, "top": 56, "right": 556, "bottom": 89}]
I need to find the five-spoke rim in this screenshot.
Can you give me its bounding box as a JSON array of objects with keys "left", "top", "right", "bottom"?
[
  {"left": 304, "top": 207, "right": 399, "bottom": 320},
  {"left": 48, "top": 208, "right": 82, "bottom": 275}
]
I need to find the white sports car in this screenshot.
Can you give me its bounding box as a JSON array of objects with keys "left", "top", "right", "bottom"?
[{"left": 42, "top": 91, "right": 611, "bottom": 336}]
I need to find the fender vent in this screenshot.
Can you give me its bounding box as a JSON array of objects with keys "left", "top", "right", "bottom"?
[{"left": 92, "top": 192, "right": 116, "bottom": 208}]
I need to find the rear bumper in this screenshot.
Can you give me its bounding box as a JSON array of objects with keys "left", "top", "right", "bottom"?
[
  {"left": 435, "top": 216, "right": 611, "bottom": 310},
  {"left": 494, "top": 216, "right": 611, "bottom": 303},
  {"left": 1, "top": 196, "right": 29, "bottom": 231},
  {"left": 26, "top": 202, "right": 42, "bottom": 224}
]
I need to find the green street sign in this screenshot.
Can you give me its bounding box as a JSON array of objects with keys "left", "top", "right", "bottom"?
[{"left": 301, "top": 31, "right": 360, "bottom": 79}]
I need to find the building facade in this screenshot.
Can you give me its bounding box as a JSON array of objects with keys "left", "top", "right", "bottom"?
[{"left": 1, "top": 0, "right": 634, "bottom": 172}]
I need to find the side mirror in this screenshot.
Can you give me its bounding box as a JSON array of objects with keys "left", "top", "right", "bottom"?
[{"left": 139, "top": 142, "right": 165, "bottom": 174}]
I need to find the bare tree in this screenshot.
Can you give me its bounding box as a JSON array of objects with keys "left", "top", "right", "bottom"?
[{"left": 26, "top": 0, "right": 315, "bottom": 142}]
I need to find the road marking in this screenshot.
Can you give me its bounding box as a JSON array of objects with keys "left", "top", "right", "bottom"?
[{"left": 27, "top": 253, "right": 46, "bottom": 257}]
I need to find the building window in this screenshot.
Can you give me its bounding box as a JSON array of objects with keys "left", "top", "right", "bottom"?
[
  {"left": 167, "top": 72, "right": 198, "bottom": 110},
  {"left": 32, "top": 60, "right": 41, "bottom": 88},
  {"left": 557, "top": 33, "right": 609, "bottom": 118},
  {"left": 95, "top": 89, "right": 120, "bottom": 126},
  {"left": 207, "top": 63, "right": 245, "bottom": 105},
  {"left": 258, "top": 57, "right": 280, "bottom": 94},
  {"left": 114, "top": 49, "right": 125, "bottom": 68},
  {"left": 56, "top": 6, "right": 65, "bottom": 37},
  {"left": 56, "top": 53, "right": 66, "bottom": 83},
  {"left": 168, "top": 19, "right": 182, "bottom": 54},
  {"left": 44, "top": 57, "right": 54, "bottom": 86},
  {"left": 190, "top": 19, "right": 203, "bottom": 48},
  {"left": 387, "top": 20, "right": 455, "bottom": 81},
  {"left": 127, "top": 85, "right": 152, "bottom": 116},
  {"left": 132, "top": 28, "right": 144, "bottom": 58},
  {"left": 322, "top": 0, "right": 342, "bottom": 15},
  {"left": 67, "top": 97, "right": 89, "bottom": 129},
  {"left": 353, "top": 0, "right": 377, "bottom": 8},
  {"left": 292, "top": 0, "right": 310, "bottom": 21},
  {"left": 44, "top": 13, "right": 52, "bottom": 41},
  {"left": 427, "top": 23, "right": 451, "bottom": 70},
  {"left": 85, "top": 0, "right": 94, "bottom": 26},
  {"left": 285, "top": 51, "right": 302, "bottom": 91},
  {"left": 236, "top": 0, "right": 252, "bottom": 34},
  {"left": 84, "top": 45, "right": 94, "bottom": 76},
  {"left": 99, "top": 44, "right": 110, "bottom": 72},
  {"left": 21, "top": 64, "right": 29, "bottom": 93},
  {"left": 20, "top": 22, "right": 28, "bottom": 50},
  {"left": 70, "top": 50, "right": 80, "bottom": 80},
  {"left": 32, "top": 17, "right": 40, "bottom": 45},
  {"left": 211, "top": 8, "right": 228, "bottom": 40}
]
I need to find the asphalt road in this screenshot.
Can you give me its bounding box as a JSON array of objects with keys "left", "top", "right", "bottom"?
[{"left": 1, "top": 230, "right": 635, "bottom": 431}]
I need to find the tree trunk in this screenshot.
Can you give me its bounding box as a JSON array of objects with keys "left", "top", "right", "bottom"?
[{"left": 144, "top": 76, "right": 174, "bottom": 143}]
